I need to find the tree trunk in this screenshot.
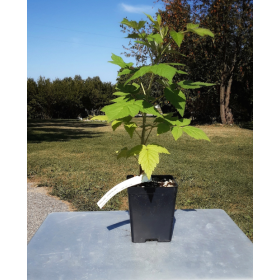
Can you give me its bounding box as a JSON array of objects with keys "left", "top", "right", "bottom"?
[
  {"left": 224, "top": 76, "right": 234, "bottom": 124},
  {"left": 220, "top": 84, "right": 227, "bottom": 124}
]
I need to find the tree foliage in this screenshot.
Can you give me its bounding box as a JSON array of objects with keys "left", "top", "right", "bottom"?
[
  {"left": 122, "top": 0, "right": 253, "bottom": 124},
  {"left": 27, "top": 76, "right": 115, "bottom": 119}
]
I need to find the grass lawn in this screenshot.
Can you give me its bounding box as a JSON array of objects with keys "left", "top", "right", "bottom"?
[{"left": 27, "top": 118, "right": 253, "bottom": 241}]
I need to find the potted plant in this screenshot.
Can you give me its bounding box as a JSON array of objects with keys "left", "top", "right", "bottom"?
[{"left": 93, "top": 13, "right": 215, "bottom": 243}]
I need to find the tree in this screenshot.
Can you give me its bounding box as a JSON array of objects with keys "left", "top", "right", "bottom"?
[{"left": 122, "top": 0, "right": 253, "bottom": 124}]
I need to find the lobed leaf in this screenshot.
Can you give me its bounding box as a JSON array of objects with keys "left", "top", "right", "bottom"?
[
  {"left": 138, "top": 144, "right": 170, "bottom": 179},
  {"left": 170, "top": 29, "right": 184, "bottom": 48},
  {"left": 182, "top": 126, "right": 210, "bottom": 141},
  {"left": 157, "top": 122, "right": 171, "bottom": 135},
  {"left": 124, "top": 122, "right": 138, "bottom": 138},
  {"left": 109, "top": 54, "right": 133, "bottom": 68},
  {"left": 171, "top": 126, "right": 183, "bottom": 140},
  {"left": 164, "top": 87, "right": 186, "bottom": 117}
]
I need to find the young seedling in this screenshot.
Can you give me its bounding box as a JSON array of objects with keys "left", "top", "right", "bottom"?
[{"left": 93, "top": 14, "right": 215, "bottom": 180}]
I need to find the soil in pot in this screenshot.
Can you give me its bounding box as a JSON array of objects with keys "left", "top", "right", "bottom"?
[{"left": 127, "top": 175, "right": 178, "bottom": 243}]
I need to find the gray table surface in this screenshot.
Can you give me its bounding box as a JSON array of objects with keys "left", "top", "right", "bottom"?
[{"left": 27, "top": 209, "right": 253, "bottom": 280}]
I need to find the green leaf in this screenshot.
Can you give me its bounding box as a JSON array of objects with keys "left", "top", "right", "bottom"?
[
  {"left": 164, "top": 87, "right": 186, "bottom": 117},
  {"left": 140, "top": 101, "right": 162, "bottom": 117},
  {"left": 182, "top": 126, "right": 210, "bottom": 141},
  {"left": 126, "top": 33, "right": 140, "bottom": 39},
  {"left": 125, "top": 64, "right": 178, "bottom": 85},
  {"left": 171, "top": 126, "right": 183, "bottom": 140},
  {"left": 121, "top": 19, "right": 138, "bottom": 29},
  {"left": 116, "top": 83, "right": 140, "bottom": 94},
  {"left": 124, "top": 122, "right": 137, "bottom": 138},
  {"left": 118, "top": 69, "right": 132, "bottom": 76},
  {"left": 157, "top": 122, "right": 170, "bottom": 135},
  {"left": 101, "top": 99, "right": 141, "bottom": 122},
  {"left": 137, "top": 21, "right": 146, "bottom": 29},
  {"left": 117, "top": 147, "right": 129, "bottom": 159},
  {"left": 147, "top": 34, "right": 163, "bottom": 44},
  {"left": 186, "top": 23, "right": 200, "bottom": 30},
  {"left": 186, "top": 23, "right": 214, "bottom": 38},
  {"left": 118, "top": 116, "right": 133, "bottom": 123},
  {"left": 170, "top": 29, "right": 184, "bottom": 48},
  {"left": 91, "top": 115, "right": 108, "bottom": 122},
  {"left": 192, "top": 28, "right": 214, "bottom": 38},
  {"left": 113, "top": 92, "right": 131, "bottom": 96},
  {"left": 108, "top": 54, "right": 133, "bottom": 68},
  {"left": 178, "top": 80, "right": 216, "bottom": 89},
  {"left": 138, "top": 144, "right": 170, "bottom": 179},
  {"left": 165, "top": 63, "right": 186, "bottom": 66},
  {"left": 112, "top": 120, "right": 122, "bottom": 131},
  {"left": 176, "top": 69, "right": 188, "bottom": 75},
  {"left": 157, "top": 14, "right": 162, "bottom": 26},
  {"left": 128, "top": 145, "right": 143, "bottom": 157},
  {"left": 155, "top": 114, "right": 178, "bottom": 125},
  {"left": 175, "top": 118, "right": 191, "bottom": 126},
  {"left": 144, "top": 13, "right": 157, "bottom": 24}
]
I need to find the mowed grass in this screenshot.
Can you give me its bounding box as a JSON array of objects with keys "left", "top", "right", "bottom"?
[{"left": 27, "top": 118, "right": 253, "bottom": 241}]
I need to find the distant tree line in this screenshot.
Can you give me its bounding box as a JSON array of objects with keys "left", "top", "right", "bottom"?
[{"left": 27, "top": 75, "right": 115, "bottom": 119}]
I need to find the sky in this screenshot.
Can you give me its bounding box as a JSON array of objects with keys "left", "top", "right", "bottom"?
[{"left": 27, "top": 0, "right": 165, "bottom": 84}]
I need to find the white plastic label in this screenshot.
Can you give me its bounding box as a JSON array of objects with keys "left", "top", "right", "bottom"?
[{"left": 97, "top": 174, "right": 150, "bottom": 209}]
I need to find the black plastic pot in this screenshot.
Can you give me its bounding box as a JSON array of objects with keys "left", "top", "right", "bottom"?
[{"left": 127, "top": 175, "right": 177, "bottom": 243}]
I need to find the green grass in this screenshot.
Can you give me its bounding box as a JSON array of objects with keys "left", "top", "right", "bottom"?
[{"left": 27, "top": 118, "right": 253, "bottom": 241}]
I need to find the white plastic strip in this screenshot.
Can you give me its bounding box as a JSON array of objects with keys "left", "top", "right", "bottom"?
[{"left": 97, "top": 174, "right": 151, "bottom": 209}]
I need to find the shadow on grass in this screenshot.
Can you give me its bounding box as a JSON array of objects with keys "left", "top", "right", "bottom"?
[
  {"left": 27, "top": 119, "right": 108, "bottom": 129},
  {"left": 27, "top": 127, "right": 103, "bottom": 143}
]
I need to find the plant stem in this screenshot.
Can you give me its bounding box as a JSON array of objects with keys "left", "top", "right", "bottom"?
[{"left": 144, "top": 126, "right": 154, "bottom": 145}]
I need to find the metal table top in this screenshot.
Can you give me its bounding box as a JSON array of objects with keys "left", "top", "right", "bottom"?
[{"left": 27, "top": 209, "right": 253, "bottom": 280}]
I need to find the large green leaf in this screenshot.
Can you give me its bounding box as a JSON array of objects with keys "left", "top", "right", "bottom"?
[
  {"left": 175, "top": 118, "right": 191, "bottom": 127},
  {"left": 157, "top": 122, "right": 170, "bottom": 135},
  {"left": 164, "top": 87, "right": 186, "bottom": 117},
  {"left": 108, "top": 54, "right": 133, "bottom": 68},
  {"left": 182, "top": 126, "right": 210, "bottom": 141},
  {"left": 124, "top": 122, "right": 137, "bottom": 138},
  {"left": 125, "top": 64, "right": 178, "bottom": 84},
  {"left": 170, "top": 29, "right": 184, "bottom": 48},
  {"left": 138, "top": 144, "right": 170, "bottom": 179},
  {"left": 178, "top": 80, "right": 216, "bottom": 89},
  {"left": 101, "top": 99, "right": 141, "bottom": 122},
  {"left": 171, "top": 126, "right": 182, "bottom": 140}
]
